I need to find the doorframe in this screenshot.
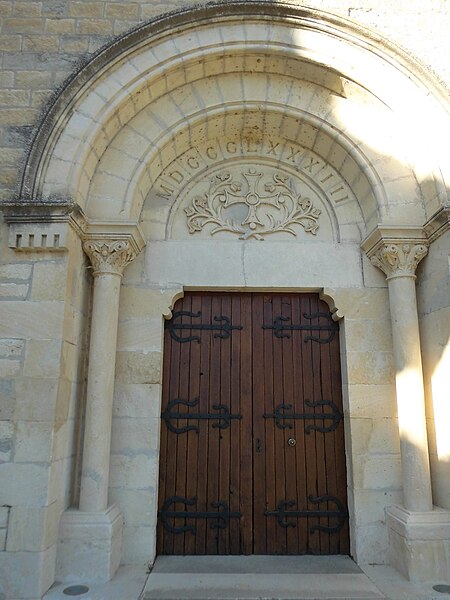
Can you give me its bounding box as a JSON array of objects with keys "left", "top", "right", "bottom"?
[{"left": 153, "top": 285, "right": 355, "bottom": 558}]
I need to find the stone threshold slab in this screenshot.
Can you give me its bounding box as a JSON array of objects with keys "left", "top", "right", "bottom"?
[{"left": 142, "top": 556, "right": 386, "bottom": 600}]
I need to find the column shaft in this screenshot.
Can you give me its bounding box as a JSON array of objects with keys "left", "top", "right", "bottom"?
[
  {"left": 79, "top": 272, "right": 121, "bottom": 512},
  {"left": 388, "top": 276, "right": 433, "bottom": 512}
]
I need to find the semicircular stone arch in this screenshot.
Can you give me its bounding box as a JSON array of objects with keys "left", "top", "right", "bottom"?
[{"left": 23, "top": 3, "right": 450, "bottom": 234}]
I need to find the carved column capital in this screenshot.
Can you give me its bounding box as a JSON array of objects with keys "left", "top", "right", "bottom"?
[
  {"left": 83, "top": 239, "right": 137, "bottom": 276},
  {"left": 361, "top": 226, "right": 428, "bottom": 281},
  {"left": 369, "top": 242, "right": 428, "bottom": 280},
  {"left": 82, "top": 221, "right": 145, "bottom": 277}
]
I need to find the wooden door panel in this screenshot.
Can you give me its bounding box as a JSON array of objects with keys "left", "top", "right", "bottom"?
[{"left": 157, "top": 292, "right": 349, "bottom": 556}]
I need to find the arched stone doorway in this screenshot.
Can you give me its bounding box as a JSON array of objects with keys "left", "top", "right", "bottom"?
[{"left": 6, "top": 1, "right": 450, "bottom": 589}]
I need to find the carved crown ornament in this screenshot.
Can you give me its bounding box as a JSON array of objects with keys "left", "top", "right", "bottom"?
[
  {"left": 82, "top": 239, "right": 138, "bottom": 276},
  {"left": 369, "top": 243, "right": 428, "bottom": 280},
  {"left": 184, "top": 168, "right": 321, "bottom": 240},
  {"left": 361, "top": 226, "right": 429, "bottom": 280}
]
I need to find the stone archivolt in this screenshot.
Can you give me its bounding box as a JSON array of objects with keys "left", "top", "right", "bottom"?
[{"left": 184, "top": 168, "right": 321, "bottom": 240}]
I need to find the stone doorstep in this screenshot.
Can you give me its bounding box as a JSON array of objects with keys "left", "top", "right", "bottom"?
[{"left": 141, "top": 556, "right": 386, "bottom": 600}]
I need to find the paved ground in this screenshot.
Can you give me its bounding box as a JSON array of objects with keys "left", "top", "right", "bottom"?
[{"left": 43, "top": 557, "right": 450, "bottom": 600}]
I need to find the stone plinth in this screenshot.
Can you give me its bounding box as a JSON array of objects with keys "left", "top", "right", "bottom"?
[
  {"left": 386, "top": 505, "right": 450, "bottom": 582},
  {"left": 56, "top": 505, "right": 123, "bottom": 583}
]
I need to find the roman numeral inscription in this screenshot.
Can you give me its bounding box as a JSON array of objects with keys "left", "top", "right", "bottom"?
[{"left": 155, "top": 136, "right": 354, "bottom": 209}]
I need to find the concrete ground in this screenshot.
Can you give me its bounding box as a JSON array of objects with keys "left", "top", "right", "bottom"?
[{"left": 43, "top": 556, "right": 450, "bottom": 600}]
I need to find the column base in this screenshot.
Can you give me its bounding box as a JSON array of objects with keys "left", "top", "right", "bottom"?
[
  {"left": 386, "top": 504, "right": 450, "bottom": 582},
  {"left": 56, "top": 504, "right": 123, "bottom": 583}
]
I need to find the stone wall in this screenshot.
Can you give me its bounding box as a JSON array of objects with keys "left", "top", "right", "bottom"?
[
  {"left": 0, "top": 219, "right": 91, "bottom": 598},
  {"left": 0, "top": 2, "right": 449, "bottom": 598},
  {"left": 0, "top": 0, "right": 449, "bottom": 205}
]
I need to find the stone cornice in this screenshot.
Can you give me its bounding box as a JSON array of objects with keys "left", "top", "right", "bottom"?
[
  {"left": 3, "top": 201, "right": 87, "bottom": 251},
  {"left": 361, "top": 225, "right": 428, "bottom": 280},
  {"left": 423, "top": 204, "right": 450, "bottom": 243},
  {"left": 2, "top": 203, "right": 146, "bottom": 267}
]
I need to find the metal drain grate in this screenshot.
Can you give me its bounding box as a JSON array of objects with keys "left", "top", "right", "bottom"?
[{"left": 62, "top": 585, "right": 89, "bottom": 596}]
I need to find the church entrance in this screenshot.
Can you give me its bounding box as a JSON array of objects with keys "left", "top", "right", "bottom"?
[{"left": 157, "top": 292, "right": 349, "bottom": 555}]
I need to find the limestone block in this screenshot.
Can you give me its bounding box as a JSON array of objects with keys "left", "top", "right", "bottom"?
[
  {"left": 353, "top": 490, "right": 402, "bottom": 527},
  {"left": 0, "top": 421, "right": 14, "bottom": 462},
  {"left": 0, "top": 264, "right": 32, "bottom": 280},
  {"left": 0, "top": 529, "right": 6, "bottom": 551},
  {"left": 0, "top": 301, "right": 64, "bottom": 339},
  {"left": 0, "top": 463, "right": 50, "bottom": 506},
  {"left": 56, "top": 505, "right": 123, "bottom": 583},
  {"left": 109, "top": 452, "right": 158, "bottom": 489},
  {"left": 0, "top": 544, "right": 56, "bottom": 599},
  {"left": 24, "top": 338, "right": 62, "bottom": 378},
  {"left": 0, "top": 339, "right": 24, "bottom": 358},
  {"left": 111, "top": 417, "right": 155, "bottom": 457},
  {"left": 0, "top": 380, "right": 15, "bottom": 420},
  {"left": 351, "top": 454, "right": 402, "bottom": 491},
  {"left": 116, "top": 317, "right": 163, "bottom": 352},
  {"left": 108, "top": 488, "right": 156, "bottom": 528},
  {"left": 14, "top": 421, "right": 53, "bottom": 463},
  {"left": 387, "top": 505, "right": 450, "bottom": 581},
  {"left": 48, "top": 457, "right": 72, "bottom": 505},
  {"left": 14, "top": 377, "right": 59, "bottom": 421},
  {"left": 0, "top": 359, "right": 20, "bottom": 378},
  {"left": 121, "top": 525, "right": 156, "bottom": 565},
  {"left": 337, "top": 289, "right": 390, "bottom": 320},
  {"left": 346, "top": 351, "right": 395, "bottom": 385},
  {"left": 0, "top": 507, "right": 9, "bottom": 529},
  {"left": 345, "top": 384, "right": 397, "bottom": 419},
  {"left": 361, "top": 253, "right": 387, "bottom": 288},
  {"left": 350, "top": 418, "right": 400, "bottom": 456},
  {"left": 31, "top": 261, "right": 67, "bottom": 301},
  {"left": 119, "top": 284, "right": 182, "bottom": 320},
  {"left": 7, "top": 502, "right": 61, "bottom": 552},
  {"left": 343, "top": 319, "right": 393, "bottom": 352},
  {"left": 353, "top": 522, "right": 389, "bottom": 565},
  {"left": 61, "top": 339, "right": 82, "bottom": 383},
  {"left": 55, "top": 377, "right": 75, "bottom": 422},
  {"left": 115, "top": 350, "right": 162, "bottom": 384},
  {"left": 53, "top": 419, "right": 76, "bottom": 462},
  {"left": 113, "top": 383, "right": 162, "bottom": 419},
  {"left": 0, "top": 282, "right": 28, "bottom": 299}
]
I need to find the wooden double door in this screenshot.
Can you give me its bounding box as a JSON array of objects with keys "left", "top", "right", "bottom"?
[{"left": 157, "top": 292, "right": 349, "bottom": 555}]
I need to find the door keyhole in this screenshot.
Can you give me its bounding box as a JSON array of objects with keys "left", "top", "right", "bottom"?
[{"left": 255, "top": 438, "right": 262, "bottom": 453}]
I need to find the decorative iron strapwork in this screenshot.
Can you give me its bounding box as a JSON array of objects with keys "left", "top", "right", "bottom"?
[
  {"left": 167, "top": 310, "right": 243, "bottom": 343},
  {"left": 161, "top": 398, "right": 242, "bottom": 434},
  {"left": 263, "top": 400, "right": 342, "bottom": 433},
  {"left": 159, "top": 496, "right": 242, "bottom": 534},
  {"left": 265, "top": 495, "right": 347, "bottom": 533},
  {"left": 262, "top": 311, "right": 339, "bottom": 343}
]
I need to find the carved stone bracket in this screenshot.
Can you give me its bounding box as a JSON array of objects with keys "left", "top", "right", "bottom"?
[{"left": 361, "top": 226, "right": 428, "bottom": 280}]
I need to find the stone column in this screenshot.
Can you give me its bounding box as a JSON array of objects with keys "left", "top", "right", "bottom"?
[
  {"left": 56, "top": 224, "right": 145, "bottom": 584},
  {"left": 79, "top": 239, "right": 137, "bottom": 512},
  {"left": 361, "top": 228, "right": 450, "bottom": 582},
  {"left": 367, "top": 239, "right": 432, "bottom": 512}
]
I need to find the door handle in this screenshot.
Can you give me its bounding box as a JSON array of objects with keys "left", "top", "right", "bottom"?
[{"left": 255, "top": 438, "right": 262, "bottom": 453}]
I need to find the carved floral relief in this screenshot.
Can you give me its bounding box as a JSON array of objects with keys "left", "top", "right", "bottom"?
[{"left": 184, "top": 168, "right": 321, "bottom": 240}]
